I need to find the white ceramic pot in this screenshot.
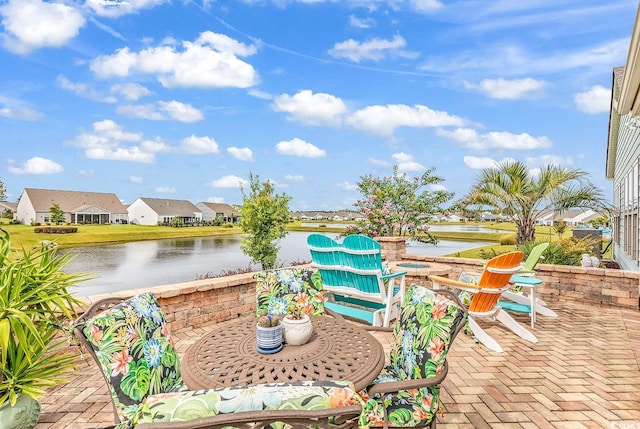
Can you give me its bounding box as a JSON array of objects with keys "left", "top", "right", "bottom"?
[{"left": 282, "top": 314, "right": 313, "bottom": 346}]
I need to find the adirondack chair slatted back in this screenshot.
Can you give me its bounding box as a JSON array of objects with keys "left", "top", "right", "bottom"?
[
  {"left": 469, "top": 251, "right": 524, "bottom": 313},
  {"left": 521, "top": 242, "right": 550, "bottom": 273},
  {"left": 307, "top": 234, "right": 384, "bottom": 299}
]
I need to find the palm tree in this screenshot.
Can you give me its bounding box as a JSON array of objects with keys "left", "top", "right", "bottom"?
[{"left": 463, "top": 160, "right": 610, "bottom": 245}]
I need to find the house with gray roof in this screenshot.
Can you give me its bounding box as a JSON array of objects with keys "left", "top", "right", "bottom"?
[
  {"left": 128, "top": 197, "right": 202, "bottom": 226},
  {"left": 0, "top": 201, "right": 17, "bottom": 220},
  {"left": 196, "top": 202, "right": 240, "bottom": 223},
  {"left": 15, "top": 188, "right": 128, "bottom": 225}
]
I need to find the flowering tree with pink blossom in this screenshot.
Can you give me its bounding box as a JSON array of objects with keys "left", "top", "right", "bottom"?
[{"left": 344, "top": 165, "right": 454, "bottom": 244}]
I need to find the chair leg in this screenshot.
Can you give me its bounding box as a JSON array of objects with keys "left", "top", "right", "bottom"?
[
  {"left": 501, "top": 291, "right": 558, "bottom": 318},
  {"left": 495, "top": 309, "right": 538, "bottom": 343},
  {"left": 468, "top": 318, "right": 504, "bottom": 353}
]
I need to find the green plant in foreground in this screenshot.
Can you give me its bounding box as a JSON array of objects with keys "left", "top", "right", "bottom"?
[{"left": 0, "top": 228, "right": 90, "bottom": 406}]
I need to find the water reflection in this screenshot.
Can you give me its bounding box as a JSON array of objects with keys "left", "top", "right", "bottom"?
[{"left": 62, "top": 232, "right": 492, "bottom": 297}]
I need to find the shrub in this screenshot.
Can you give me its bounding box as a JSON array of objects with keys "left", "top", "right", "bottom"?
[
  {"left": 517, "top": 236, "right": 600, "bottom": 266},
  {"left": 499, "top": 234, "right": 517, "bottom": 245},
  {"left": 33, "top": 226, "right": 78, "bottom": 234}
]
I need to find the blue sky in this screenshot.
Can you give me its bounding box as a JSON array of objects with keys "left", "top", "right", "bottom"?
[{"left": 0, "top": 0, "right": 636, "bottom": 211}]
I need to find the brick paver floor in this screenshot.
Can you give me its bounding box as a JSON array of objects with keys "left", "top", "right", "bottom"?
[{"left": 35, "top": 301, "right": 640, "bottom": 429}]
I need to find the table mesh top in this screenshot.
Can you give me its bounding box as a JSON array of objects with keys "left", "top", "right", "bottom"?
[{"left": 182, "top": 316, "right": 385, "bottom": 391}]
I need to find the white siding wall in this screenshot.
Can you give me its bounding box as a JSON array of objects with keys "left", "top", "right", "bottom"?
[
  {"left": 15, "top": 192, "right": 36, "bottom": 224},
  {"left": 127, "top": 199, "right": 160, "bottom": 225}
]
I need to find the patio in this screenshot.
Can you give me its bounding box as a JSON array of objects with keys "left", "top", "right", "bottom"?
[{"left": 35, "top": 300, "right": 640, "bottom": 429}]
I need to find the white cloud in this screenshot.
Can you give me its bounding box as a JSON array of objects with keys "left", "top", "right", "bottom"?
[
  {"left": 392, "top": 152, "right": 424, "bottom": 172},
  {"left": 285, "top": 174, "right": 304, "bottom": 182},
  {"left": 437, "top": 128, "right": 552, "bottom": 150},
  {"left": 368, "top": 158, "right": 390, "bottom": 167},
  {"left": 0, "top": 105, "right": 44, "bottom": 121},
  {"left": 337, "top": 181, "right": 358, "bottom": 190},
  {"left": 420, "top": 39, "right": 629, "bottom": 77},
  {"left": 180, "top": 135, "right": 219, "bottom": 154},
  {"left": 276, "top": 138, "right": 326, "bottom": 158},
  {"left": 117, "top": 100, "right": 204, "bottom": 122},
  {"left": 248, "top": 89, "right": 272, "bottom": 100},
  {"left": 155, "top": 186, "right": 176, "bottom": 193},
  {"left": 207, "top": 196, "right": 225, "bottom": 203},
  {"left": 328, "top": 34, "right": 418, "bottom": 63},
  {"left": 272, "top": 90, "right": 347, "bottom": 126},
  {"left": 574, "top": 85, "right": 611, "bottom": 114},
  {"left": 349, "top": 15, "right": 376, "bottom": 29},
  {"left": 129, "top": 175, "right": 144, "bottom": 184},
  {"left": 110, "top": 83, "right": 153, "bottom": 101},
  {"left": 91, "top": 31, "right": 259, "bottom": 89},
  {"left": 464, "top": 77, "right": 547, "bottom": 100},
  {"left": 347, "top": 104, "right": 465, "bottom": 136},
  {"left": 8, "top": 156, "right": 64, "bottom": 175},
  {"left": 463, "top": 156, "right": 518, "bottom": 169},
  {"left": 57, "top": 75, "right": 117, "bottom": 103},
  {"left": 410, "top": 0, "right": 444, "bottom": 12},
  {"left": 227, "top": 146, "right": 254, "bottom": 161},
  {"left": 87, "top": 0, "right": 167, "bottom": 18},
  {"left": 525, "top": 154, "right": 574, "bottom": 166},
  {"left": 0, "top": 0, "right": 85, "bottom": 54},
  {"left": 429, "top": 184, "right": 447, "bottom": 192},
  {"left": 207, "top": 175, "right": 248, "bottom": 188},
  {"left": 67, "top": 120, "right": 156, "bottom": 163},
  {"left": 77, "top": 169, "right": 94, "bottom": 178}
]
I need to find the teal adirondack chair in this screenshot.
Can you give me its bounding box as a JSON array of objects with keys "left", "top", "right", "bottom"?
[{"left": 307, "top": 234, "right": 407, "bottom": 327}]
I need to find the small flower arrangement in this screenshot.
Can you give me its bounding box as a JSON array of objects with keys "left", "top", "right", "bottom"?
[{"left": 286, "top": 302, "right": 306, "bottom": 320}]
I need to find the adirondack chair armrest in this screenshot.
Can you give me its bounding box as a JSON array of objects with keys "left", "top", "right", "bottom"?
[
  {"left": 362, "top": 326, "right": 395, "bottom": 333},
  {"left": 324, "top": 307, "right": 345, "bottom": 320},
  {"left": 428, "top": 275, "right": 482, "bottom": 290},
  {"left": 366, "top": 362, "right": 449, "bottom": 396},
  {"left": 381, "top": 271, "right": 407, "bottom": 280}
]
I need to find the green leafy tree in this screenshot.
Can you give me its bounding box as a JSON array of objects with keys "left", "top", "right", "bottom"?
[
  {"left": 49, "top": 203, "right": 66, "bottom": 225},
  {"left": 239, "top": 173, "right": 292, "bottom": 270},
  {"left": 464, "top": 160, "right": 610, "bottom": 245},
  {"left": 0, "top": 179, "right": 5, "bottom": 201},
  {"left": 553, "top": 220, "right": 567, "bottom": 239},
  {"left": 345, "top": 165, "right": 454, "bottom": 244}
]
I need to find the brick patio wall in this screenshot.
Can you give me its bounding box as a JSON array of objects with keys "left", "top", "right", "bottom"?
[
  {"left": 78, "top": 252, "right": 639, "bottom": 334},
  {"left": 375, "top": 237, "right": 640, "bottom": 311}
]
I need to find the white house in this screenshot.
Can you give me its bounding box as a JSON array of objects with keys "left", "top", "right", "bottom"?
[
  {"left": 15, "top": 188, "right": 128, "bottom": 225},
  {"left": 196, "top": 202, "right": 240, "bottom": 223},
  {"left": 607, "top": 7, "right": 640, "bottom": 271},
  {"left": 128, "top": 198, "right": 202, "bottom": 226}
]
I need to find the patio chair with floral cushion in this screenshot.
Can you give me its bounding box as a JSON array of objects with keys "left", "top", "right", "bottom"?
[
  {"left": 72, "top": 292, "right": 363, "bottom": 428},
  {"left": 255, "top": 267, "right": 326, "bottom": 317},
  {"left": 358, "top": 285, "right": 468, "bottom": 428}
]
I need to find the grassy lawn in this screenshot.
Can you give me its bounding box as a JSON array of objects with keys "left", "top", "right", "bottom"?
[{"left": 0, "top": 223, "right": 243, "bottom": 250}]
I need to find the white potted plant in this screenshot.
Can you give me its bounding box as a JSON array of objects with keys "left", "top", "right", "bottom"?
[{"left": 281, "top": 303, "right": 313, "bottom": 346}]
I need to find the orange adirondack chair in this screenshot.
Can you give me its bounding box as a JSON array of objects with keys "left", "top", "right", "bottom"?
[{"left": 429, "top": 251, "right": 538, "bottom": 353}]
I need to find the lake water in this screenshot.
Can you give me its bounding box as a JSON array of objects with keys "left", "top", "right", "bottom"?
[
  {"left": 301, "top": 223, "right": 506, "bottom": 234},
  {"left": 63, "top": 231, "right": 493, "bottom": 297}
]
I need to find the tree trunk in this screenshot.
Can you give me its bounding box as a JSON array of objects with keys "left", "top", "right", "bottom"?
[{"left": 517, "top": 221, "right": 536, "bottom": 245}]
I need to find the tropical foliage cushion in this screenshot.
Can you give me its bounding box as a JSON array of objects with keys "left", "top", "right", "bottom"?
[
  {"left": 359, "top": 285, "right": 467, "bottom": 428},
  {"left": 255, "top": 268, "right": 325, "bottom": 317},
  {"left": 127, "top": 380, "right": 363, "bottom": 428},
  {"left": 80, "top": 292, "right": 186, "bottom": 422}
]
